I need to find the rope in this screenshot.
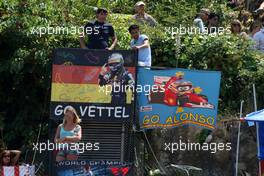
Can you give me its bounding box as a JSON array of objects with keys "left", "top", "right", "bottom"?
[
  {"left": 32, "top": 123, "right": 42, "bottom": 165},
  {"left": 143, "top": 130, "right": 167, "bottom": 175},
  {"left": 32, "top": 86, "right": 49, "bottom": 165},
  {"left": 134, "top": 147, "right": 139, "bottom": 167},
  {"left": 35, "top": 161, "right": 43, "bottom": 174}
]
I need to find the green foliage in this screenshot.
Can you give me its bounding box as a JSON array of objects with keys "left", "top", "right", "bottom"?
[
  {"left": 178, "top": 33, "right": 264, "bottom": 112},
  {"left": 0, "top": 0, "right": 264, "bottom": 160}
]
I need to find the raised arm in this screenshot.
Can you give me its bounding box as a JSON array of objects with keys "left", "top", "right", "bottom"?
[
  {"left": 10, "top": 150, "right": 21, "bottom": 165},
  {"left": 108, "top": 35, "right": 118, "bottom": 50},
  {"left": 132, "top": 38, "right": 149, "bottom": 50}
]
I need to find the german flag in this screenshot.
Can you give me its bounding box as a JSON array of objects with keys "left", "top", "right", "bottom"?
[{"left": 51, "top": 65, "right": 135, "bottom": 104}]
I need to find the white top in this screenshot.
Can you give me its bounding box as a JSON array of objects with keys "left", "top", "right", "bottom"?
[
  {"left": 130, "top": 34, "right": 151, "bottom": 66},
  {"left": 194, "top": 17, "right": 206, "bottom": 33},
  {"left": 253, "top": 28, "right": 264, "bottom": 52}
]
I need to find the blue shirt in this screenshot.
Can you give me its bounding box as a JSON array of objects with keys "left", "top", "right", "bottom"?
[
  {"left": 130, "top": 34, "right": 151, "bottom": 66},
  {"left": 58, "top": 124, "right": 81, "bottom": 149}
]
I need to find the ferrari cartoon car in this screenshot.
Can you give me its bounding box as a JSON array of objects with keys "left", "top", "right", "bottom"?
[{"left": 148, "top": 73, "right": 214, "bottom": 109}]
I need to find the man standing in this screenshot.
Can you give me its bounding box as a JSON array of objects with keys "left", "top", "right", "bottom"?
[
  {"left": 132, "top": 1, "right": 157, "bottom": 27},
  {"left": 80, "top": 8, "right": 117, "bottom": 50},
  {"left": 128, "top": 25, "right": 151, "bottom": 67}
]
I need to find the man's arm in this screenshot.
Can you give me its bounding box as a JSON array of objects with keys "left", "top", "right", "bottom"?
[
  {"left": 107, "top": 35, "right": 117, "bottom": 50},
  {"left": 107, "top": 25, "right": 117, "bottom": 50},
  {"left": 132, "top": 39, "right": 150, "bottom": 50},
  {"left": 80, "top": 23, "right": 90, "bottom": 49},
  {"left": 79, "top": 34, "right": 87, "bottom": 49},
  {"left": 148, "top": 15, "right": 158, "bottom": 27}
]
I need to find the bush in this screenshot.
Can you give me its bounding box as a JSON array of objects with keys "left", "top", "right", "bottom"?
[{"left": 0, "top": 0, "right": 264, "bottom": 152}]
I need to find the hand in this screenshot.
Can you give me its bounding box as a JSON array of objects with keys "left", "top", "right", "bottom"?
[
  {"left": 56, "top": 138, "right": 65, "bottom": 143},
  {"left": 105, "top": 47, "right": 113, "bottom": 50},
  {"left": 100, "top": 63, "right": 108, "bottom": 75},
  {"left": 132, "top": 46, "right": 140, "bottom": 50}
]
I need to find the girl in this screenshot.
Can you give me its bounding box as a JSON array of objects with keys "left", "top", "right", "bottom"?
[
  {"left": 0, "top": 150, "right": 21, "bottom": 166},
  {"left": 230, "top": 20, "right": 247, "bottom": 38},
  {"left": 54, "top": 106, "right": 82, "bottom": 161}
]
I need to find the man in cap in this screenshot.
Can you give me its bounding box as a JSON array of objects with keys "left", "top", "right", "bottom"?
[
  {"left": 132, "top": 1, "right": 157, "bottom": 27},
  {"left": 80, "top": 8, "right": 117, "bottom": 50}
]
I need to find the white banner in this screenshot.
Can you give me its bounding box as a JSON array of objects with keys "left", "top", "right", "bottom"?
[{"left": 2, "top": 166, "right": 35, "bottom": 176}]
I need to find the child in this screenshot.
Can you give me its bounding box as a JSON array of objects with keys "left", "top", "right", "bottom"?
[{"left": 0, "top": 150, "right": 21, "bottom": 166}]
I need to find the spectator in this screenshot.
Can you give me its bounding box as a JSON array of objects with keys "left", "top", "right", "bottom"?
[
  {"left": 208, "top": 13, "right": 220, "bottom": 34},
  {"left": 132, "top": 1, "right": 157, "bottom": 27},
  {"left": 0, "top": 150, "right": 21, "bottom": 166},
  {"left": 54, "top": 106, "right": 82, "bottom": 161},
  {"left": 80, "top": 8, "right": 117, "bottom": 50},
  {"left": 193, "top": 8, "right": 210, "bottom": 33},
  {"left": 128, "top": 24, "right": 151, "bottom": 67},
  {"left": 230, "top": 20, "right": 247, "bottom": 38},
  {"left": 253, "top": 24, "right": 264, "bottom": 52},
  {"left": 249, "top": 21, "right": 261, "bottom": 38}
]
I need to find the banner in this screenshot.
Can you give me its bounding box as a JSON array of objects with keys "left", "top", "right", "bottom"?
[
  {"left": 1, "top": 166, "right": 35, "bottom": 176},
  {"left": 55, "top": 161, "right": 133, "bottom": 176},
  {"left": 137, "top": 68, "right": 221, "bottom": 129},
  {"left": 50, "top": 49, "right": 137, "bottom": 121},
  {"left": 50, "top": 49, "right": 136, "bottom": 176}
]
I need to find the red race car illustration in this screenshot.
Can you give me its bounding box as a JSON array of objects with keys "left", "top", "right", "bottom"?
[{"left": 148, "top": 72, "right": 214, "bottom": 109}]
